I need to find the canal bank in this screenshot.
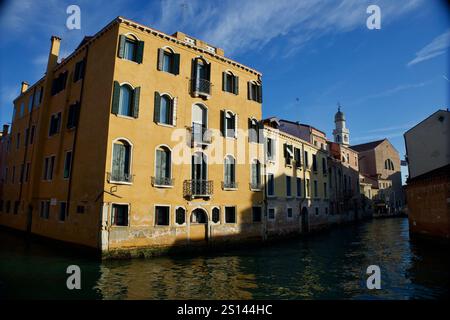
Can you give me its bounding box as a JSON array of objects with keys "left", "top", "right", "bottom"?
[{"left": 0, "top": 217, "right": 448, "bottom": 299}]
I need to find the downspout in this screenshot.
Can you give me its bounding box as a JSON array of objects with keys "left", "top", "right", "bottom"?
[
  {"left": 66, "top": 45, "right": 90, "bottom": 218},
  {"left": 262, "top": 124, "right": 268, "bottom": 241}
]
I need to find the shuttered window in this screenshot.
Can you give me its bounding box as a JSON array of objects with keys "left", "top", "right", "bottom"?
[
  {"left": 111, "top": 82, "right": 139, "bottom": 118},
  {"left": 118, "top": 35, "right": 144, "bottom": 63},
  {"left": 222, "top": 72, "right": 239, "bottom": 94},
  {"left": 247, "top": 81, "right": 262, "bottom": 102},
  {"left": 49, "top": 113, "right": 61, "bottom": 136},
  {"left": 157, "top": 48, "right": 180, "bottom": 75},
  {"left": 112, "top": 141, "right": 131, "bottom": 182},
  {"left": 155, "top": 147, "right": 171, "bottom": 180},
  {"left": 251, "top": 160, "right": 261, "bottom": 189},
  {"left": 154, "top": 92, "right": 176, "bottom": 125},
  {"left": 224, "top": 155, "right": 236, "bottom": 188}
]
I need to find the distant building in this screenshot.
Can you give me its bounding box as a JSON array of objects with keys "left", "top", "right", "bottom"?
[
  {"left": 352, "top": 138, "right": 403, "bottom": 215},
  {"left": 404, "top": 109, "right": 449, "bottom": 241},
  {"left": 333, "top": 106, "right": 350, "bottom": 146}
]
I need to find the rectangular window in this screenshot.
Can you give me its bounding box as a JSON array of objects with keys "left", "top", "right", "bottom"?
[
  {"left": 296, "top": 177, "right": 302, "bottom": 197},
  {"left": 155, "top": 206, "right": 170, "bottom": 226},
  {"left": 112, "top": 204, "right": 128, "bottom": 226},
  {"left": 324, "top": 182, "right": 328, "bottom": 198},
  {"left": 51, "top": 71, "right": 68, "bottom": 95},
  {"left": 24, "top": 128, "right": 29, "bottom": 146},
  {"left": 322, "top": 157, "right": 327, "bottom": 174},
  {"left": 6, "top": 201, "right": 11, "bottom": 213},
  {"left": 312, "top": 154, "right": 317, "bottom": 172},
  {"left": 304, "top": 151, "right": 309, "bottom": 168},
  {"left": 73, "top": 60, "right": 85, "bottom": 82},
  {"left": 286, "top": 176, "right": 292, "bottom": 197},
  {"left": 267, "top": 173, "right": 275, "bottom": 196},
  {"left": 49, "top": 112, "right": 62, "bottom": 136},
  {"left": 268, "top": 208, "right": 275, "bottom": 221},
  {"left": 284, "top": 144, "right": 293, "bottom": 165},
  {"left": 306, "top": 179, "right": 310, "bottom": 197},
  {"left": 294, "top": 147, "right": 301, "bottom": 166},
  {"left": 59, "top": 202, "right": 67, "bottom": 221},
  {"left": 43, "top": 156, "right": 55, "bottom": 181},
  {"left": 63, "top": 151, "right": 72, "bottom": 179},
  {"left": 247, "top": 82, "right": 262, "bottom": 103},
  {"left": 252, "top": 207, "right": 262, "bottom": 222},
  {"left": 223, "top": 72, "right": 239, "bottom": 94},
  {"left": 287, "top": 208, "right": 293, "bottom": 219},
  {"left": 314, "top": 180, "right": 318, "bottom": 198},
  {"left": 40, "top": 201, "right": 50, "bottom": 219},
  {"left": 67, "top": 103, "right": 80, "bottom": 129},
  {"left": 28, "top": 94, "right": 34, "bottom": 112},
  {"left": 30, "top": 125, "right": 35, "bottom": 145},
  {"left": 225, "top": 206, "right": 236, "bottom": 223},
  {"left": 267, "top": 138, "right": 275, "bottom": 160}
]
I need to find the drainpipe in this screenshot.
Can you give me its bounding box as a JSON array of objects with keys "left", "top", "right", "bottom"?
[{"left": 262, "top": 125, "right": 268, "bottom": 241}]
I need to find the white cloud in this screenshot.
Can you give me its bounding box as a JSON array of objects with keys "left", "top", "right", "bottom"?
[{"left": 407, "top": 29, "right": 450, "bottom": 66}]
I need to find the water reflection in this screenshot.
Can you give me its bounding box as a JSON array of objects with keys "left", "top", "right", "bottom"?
[{"left": 0, "top": 218, "right": 448, "bottom": 300}]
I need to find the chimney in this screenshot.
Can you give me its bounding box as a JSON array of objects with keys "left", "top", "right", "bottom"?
[
  {"left": 47, "top": 36, "right": 61, "bottom": 70},
  {"left": 21, "top": 81, "right": 29, "bottom": 93},
  {"left": 2, "top": 124, "right": 9, "bottom": 137}
]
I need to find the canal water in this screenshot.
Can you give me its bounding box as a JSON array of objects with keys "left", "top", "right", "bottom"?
[{"left": 0, "top": 217, "right": 448, "bottom": 299}]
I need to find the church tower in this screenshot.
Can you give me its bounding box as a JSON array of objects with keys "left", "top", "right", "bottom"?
[{"left": 333, "top": 105, "right": 350, "bottom": 145}]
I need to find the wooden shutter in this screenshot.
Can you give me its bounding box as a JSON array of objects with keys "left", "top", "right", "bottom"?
[
  {"left": 222, "top": 72, "right": 227, "bottom": 91},
  {"left": 233, "top": 75, "right": 239, "bottom": 95},
  {"left": 173, "top": 53, "right": 180, "bottom": 75},
  {"left": 118, "top": 35, "right": 126, "bottom": 58},
  {"left": 220, "top": 110, "right": 225, "bottom": 136},
  {"left": 172, "top": 97, "right": 177, "bottom": 126},
  {"left": 111, "top": 81, "right": 120, "bottom": 114},
  {"left": 247, "top": 82, "right": 252, "bottom": 100},
  {"left": 136, "top": 41, "right": 144, "bottom": 64},
  {"left": 157, "top": 48, "right": 164, "bottom": 71},
  {"left": 132, "top": 87, "right": 140, "bottom": 118},
  {"left": 154, "top": 92, "right": 161, "bottom": 123},
  {"left": 257, "top": 84, "right": 263, "bottom": 103},
  {"left": 234, "top": 113, "right": 238, "bottom": 138}
]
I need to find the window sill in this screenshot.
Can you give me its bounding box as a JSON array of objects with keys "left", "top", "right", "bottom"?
[
  {"left": 153, "top": 184, "right": 174, "bottom": 189},
  {"left": 119, "top": 57, "right": 140, "bottom": 65},
  {"left": 223, "top": 187, "right": 238, "bottom": 191},
  {"left": 160, "top": 70, "right": 178, "bottom": 77},
  {"left": 115, "top": 114, "right": 135, "bottom": 120},
  {"left": 155, "top": 122, "right": 175, "bottom": 128},
  {"left": 250, "top": 188, "right": 262, "bottom": 192},
  {"left": 108, "top": 181, "right": 133, "bottom": 185},
  {"left": 267, "top": 195, "right": 277, "bottom": 199},
  {"left": 175, "top": 223, "right": 187, "bottom": 227},
  {"left": 286, "top": 196, "right": 294, "bottom": 199}
]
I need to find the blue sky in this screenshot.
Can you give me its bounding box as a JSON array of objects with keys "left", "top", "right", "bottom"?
[{"left": 0, "top": 0, "right": 449, "bottom": 182}]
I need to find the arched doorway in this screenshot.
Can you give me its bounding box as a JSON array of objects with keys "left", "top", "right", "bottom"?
[
  {"left": 301, "top": 207, "right": 309, "bottom": 234},
  {"left": 189, "top": 208, "right": 208, "bottom": 241}
]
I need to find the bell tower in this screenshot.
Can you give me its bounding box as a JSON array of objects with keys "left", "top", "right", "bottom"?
[{"left": 333, "top": 104, "right": 350, "bottom": 146}]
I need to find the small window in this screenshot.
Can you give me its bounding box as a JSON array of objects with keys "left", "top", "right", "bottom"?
[
  {"left": 43, "top": 156, "right": 55, "bottom": 181},
  {"left": 212, "top": 207, "right": 220, "bottom": 223},
  {"left": 287, "top": 208, "right": 293, "bottom": 219},
  {"left": 6, "top": 201, "right": 11, "bottom": 213},
  {"left": 40, "top": 201, "right": 50, "bottom": 219},
  {"left": 304, "top": 151, "right": 309, "bottom": 168},
  {"left": 223, "top": 111, "right": 236, "bottom": 138},
  {"left": 51, "top": 71, "right": 68, "bottom": 95},
  {"left": 67, "top": 102, "right": 80, "bottom": 129},
  {"left": 223, "top": 155, "right": 236, "bottom": 189},
  {"left": 248, "top": 119, "right": 260, "bottom": 143},
  {"left": 73, "top": 60, "right": 85, "bottom": 82},
  {"left": 250, "top": 159, "right": 261, "bottom": 190},
  {"left": 154, "top": 93, "right": 175, "bottom": 125},
  {"left": 76, "top": 205, "right": 85, "bottom": 214},
  {"left": 268, "top": 208, "right": 275, "bottom": 221},
  {"left": 155, "top": 206, "right": 170, "bottom": 226},
  {"left": 315, "top": 207, "right": 319, "bottom": 215},
  {"left": 284, "top": 144, "right": 293, "bottom": 165},
  {"left": 112, "top": 204, "right": 128, "bottom": 226},
  {"left": 267, "top": 173, "right": 275, "bottom": 196},
  {"left": 247, "top": 81, "right": 262, "bottom": 103},
  {"left": 306, "top": 179, "right": 310, "bottom": 197},
  {"left": 157, "top": 48, "right": 180, "bottom": 75},
  {"left": 324, "top": 182, "right": 328, "bottom": 198},
  {"left": 222, "top": 71, "right": 238, "bottom": 94},
  {"left": 13, "top": 201, "right": 20, "bottom": 214},
  {"left": 111, "top": 140, "right": 132, "bottom": 183},
  {"left": 49, "top": 112, "right": 62, "bottom": 136},
  {"left": 118, "top": 35, "right": 144, "bottom": 63},
  {"left": 252, "top": 207, "right": 262, "bottom": 222},
  {"left": 314, "top": 180, "right": 318, "bottom": 198},
  {"left": 175, "top": 207, "right": 186, "bottom": 225},
  {"left": 225, "top": 206, "right": 236, "bottom": 223},
  {"left": 296, "top": 178, "right": 302, "bottom": 197},
  {"left": 154, "top": 146, "right": 172, "bottom": 186},
  {"left": 59, "top": 202, "right": 67, "bottom": 222},
  {"left": 63, "top": 151, "right": 72, "bottom": 179},
  {"left": 111, "top": 82, "right": 140, "bottom": 118},
  {"left": 286, "top": 176, "right": 292, "bottom": 197},
  {"left": 312, "top": 154, "right": 317, "bottom": 171}
]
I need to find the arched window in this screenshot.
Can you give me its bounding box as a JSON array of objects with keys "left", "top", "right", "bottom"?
[
  {"left": 223, "top": 155, "right": 236, "bottom": 189},
  {"left": 192, "top": 57, "right": 211, "bottom": 96},
  {"left": 223, "top": 110, "right": 236, "bottom": 138},
  {"left": 251, "top": 159, "right": 261, "bottom": 190},
  {"left": 111, "top": 139, "right": 132, "bottom": 183},
  {"left": 223, "top": 71, "right": 238, "bottom": 94},
  {"left": 385, "top": 159, "right": 394, "bottom": 170},
  {"left": 118, "top": 34, "right": 144, "bottom": 63},
  {"left": 248, "top": 118, "right": 259, "bottom": 143},
  {"left": 157, "top": 47, "right": 180, "bottom": 75},
  {"left": 192, "top": 104, "right": 208, "bottom": 144},
  {"left": 154, "top": 93, "right": 174, "bottom": 125},
  {"left": 175, "top": 207, "right": 186, "bottom": 225},
  {"left": 212, "top": 207, "right": 220, "bottom": 223},
  {"left": 154, "top": 146, "right": 172, "bottom": 186},
  {"left": 118, "top": 84, "right": 133, "bottom": 116}
]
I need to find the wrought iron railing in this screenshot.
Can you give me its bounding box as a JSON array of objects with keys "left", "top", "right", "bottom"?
[
  {"left": 191, "top": 124, "right": 212, "bottom": 144},
  {"left": 107, "top": 172, "right": 133, "bottom": 183},
  {"left": 184, "top": 180, "right": 213, "bottom": 197},
  {"left": 222, "top": 181, "right": 238, "bottom": 189},
  {"left": 151, "top": 176, "right": 174, "bottom": 187},
  {"left": 191, "top": 78, "right": 211, "bottom": 96}
]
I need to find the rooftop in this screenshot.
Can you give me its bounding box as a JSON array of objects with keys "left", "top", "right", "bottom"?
[{"left": 351, "top": 139, "right": 385, "bottom": 152}]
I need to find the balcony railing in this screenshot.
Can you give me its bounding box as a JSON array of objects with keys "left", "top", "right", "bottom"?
[
  {"left": 184, "top": 180, "right": 213, "bottom": 198},
  {"left": 222, "top": 181, "right": 238, "bottom": 190},
  {"left": 191, "top": 78, "right": 211, "bottom": 96},
  {"left": 151, "top": 176, "right": 174, "bottom": 187},
  {"left": 191, "top": 124, "right": 212, "bottom": 145},
  {"left": 107, "top": 172, "right": 133, "bottom": 184}
]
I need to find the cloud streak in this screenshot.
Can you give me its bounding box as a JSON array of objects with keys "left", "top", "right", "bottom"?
[{"left": 407, "top": 29, "right": 450, "bottom": 66}]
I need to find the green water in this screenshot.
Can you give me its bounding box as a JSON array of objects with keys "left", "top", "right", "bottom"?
[{"left": 0, "top": 217, "right": 448, "bottom": 299}]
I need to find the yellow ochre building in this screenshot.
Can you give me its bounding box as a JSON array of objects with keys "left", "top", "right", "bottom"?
[{"left": 0, "top": 17, "right": 266, "bottom": 257}]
